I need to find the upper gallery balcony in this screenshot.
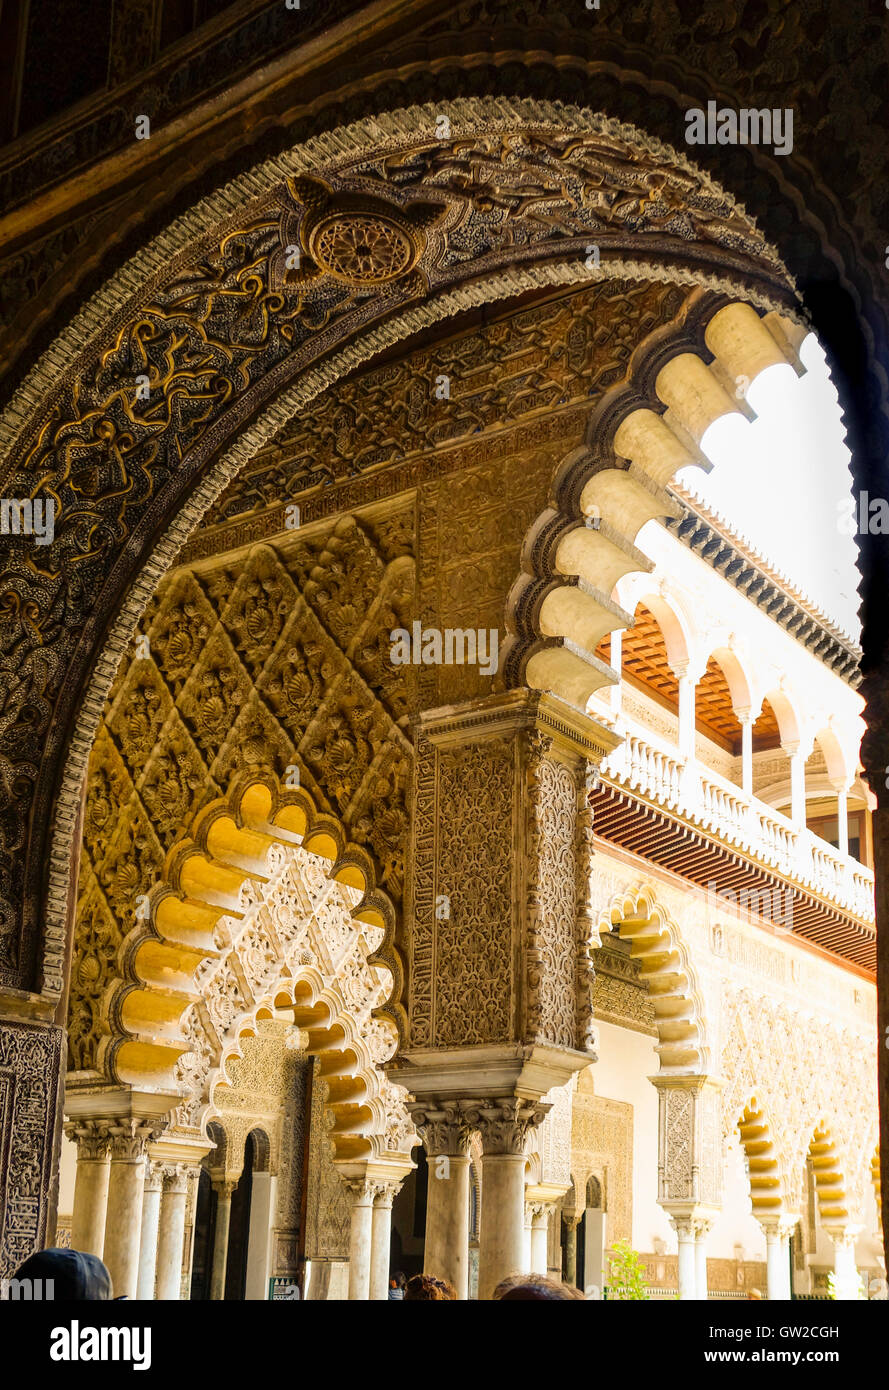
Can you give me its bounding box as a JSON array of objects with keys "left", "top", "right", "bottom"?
[{"left": 585, "top": 504, "right": 874, "bottom": 947}]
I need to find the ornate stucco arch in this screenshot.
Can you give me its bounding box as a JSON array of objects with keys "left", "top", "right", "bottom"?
[
  {"left": 734, "top": 1098, "right": 789, "bottom": 1217},
  {"left": 0, "top": 97, "right": 803, "bottom": 1005},
  {"left": 721, "top": 988, "right": 877, "bottom": 1224},
  {"left": 596, "top": 884, "right": 709, "bottom": 1075},
  {"left": 98, "top": 768, "right": 405, "bottom": 1143},
  {"left": 503, "top": 299, "right": 809, "bottom": 711}
]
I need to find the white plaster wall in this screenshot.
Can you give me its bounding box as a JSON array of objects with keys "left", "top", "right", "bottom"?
[
  {"left": 57, "top": 1130, "right": 77, "bottom": 1219},
  {"left": 708, "top": 1139, "right": 767, "bottom": 1262},
  {"left": 595, "top": 1019, "right": 774, "bottom": 1263},
  {"left": 592, "top": 1019, "right": 672, "bottom": 1254}
]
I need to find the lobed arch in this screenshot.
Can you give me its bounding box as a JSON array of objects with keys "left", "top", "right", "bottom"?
[
  {"left": 736, "top": 1098, "right": 788, "bottom": 1217},
  {"left": 595, "top": 885, "right": 708, "bottom": 1075},
  {"left": 505, "top": 299, "right": 810, "bottom": 711},
  {"left": 201, "top": 969, "right": 413, "bottom": 1166},
  {"left": 0, "top": 96, "right": 806, "bottom": 1002},
  {"left": 807, "top": 1124, "right": 852, "bottom": 1228},
  {"left": 103, "top": 768, "right": 404, "bottom": 1103}
]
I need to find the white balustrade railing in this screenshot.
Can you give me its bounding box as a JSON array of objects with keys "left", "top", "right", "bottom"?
[{"left": 600, "top": 719, "right": 875, "bottom": 924}]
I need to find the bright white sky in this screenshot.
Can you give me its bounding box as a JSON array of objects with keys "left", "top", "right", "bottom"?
[{"left": 674, "top": 333, "right": 861, "bottom": 642}]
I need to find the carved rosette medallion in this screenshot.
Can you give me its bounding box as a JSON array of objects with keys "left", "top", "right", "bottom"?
[{"left": 282, "top": 175, "right": 444, "bottom": 291}]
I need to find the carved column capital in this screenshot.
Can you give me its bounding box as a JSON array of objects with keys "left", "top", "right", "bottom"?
[
  {"left": 342, "top": 1176, "right": 378, "bottom": 1206},
  {"left": 161, "top": 1163, "right": 189, "bottom": 1196},
  {"left": 464, "top": 1097, "right": 551, "bottom": 1156},
  {"left": 107, "top": 1119, "right": 158, "bottom": 1163},
  {"left": 143, "top": 1160, "right": 164, "bottom": 1194},
  {"left": 64, "top": 1119, "right": 112, "bottom": 1161},
  {"left": 759, "top": 1213, "right": 800, "bottom": 1245},
  {"left": 372, "top": 1180, "right": 402, "bottom": 1210},
  {"left": 408, "top": 1099, "right": 473, "bottom": 1157},
  {"left": 211, "top": 1177, "right": 238, "bottom": 1200}
]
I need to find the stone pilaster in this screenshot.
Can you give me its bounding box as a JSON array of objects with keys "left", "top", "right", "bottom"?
[
  {"left": 652, "top": 1074, "right": 723, "bottom": 1298},
  {"left": 400, "top": 690, "right": 618, "bottom": 1110}
]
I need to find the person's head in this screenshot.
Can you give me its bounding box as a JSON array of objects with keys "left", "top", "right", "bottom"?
[
  {"left": 491, "top": 1272, "right": 585, "bottom": 1301},
  {"left": 747, "top": 1287, "right": 763, "bottom": 1300},
  {"left": 404, "top": 1273, "right": 457, "bottom": 1300},
  {"left": 9, "top": 1248, "right": 113, "bottom": 1300},
  {"left": 393, "top": 1270, "right": 407, "bottom": 1289}
]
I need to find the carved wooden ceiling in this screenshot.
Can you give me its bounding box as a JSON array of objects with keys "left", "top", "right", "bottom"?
[{"left": 598, "top": 608, "right": 782, "bottom": 755}]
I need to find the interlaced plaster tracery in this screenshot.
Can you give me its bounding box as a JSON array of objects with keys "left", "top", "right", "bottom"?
[{"left": 173, "top": 842, "right": 416, "bottom": 1164}]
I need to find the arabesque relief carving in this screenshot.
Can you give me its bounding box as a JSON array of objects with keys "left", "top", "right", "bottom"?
[
  {"left": 70, "top": 512, "right": 412, "bottom": 1073},
  {"left": 0, "top": 100, "right": 796, "bottom": 997}
]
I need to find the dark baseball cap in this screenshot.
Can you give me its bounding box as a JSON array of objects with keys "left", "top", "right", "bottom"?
[{"left": 10, "top": 1248, "right": 113, "bottom": 1300}]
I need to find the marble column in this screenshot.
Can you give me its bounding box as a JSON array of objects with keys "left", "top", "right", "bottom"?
[
  {"left": 103, "top": 1121, "right": 156, "bottom": 1300},
  {"left": 136, "top": 1162, "right": 163, "bottom": 1300},
  {"left": 785, "top": 742, "right": 806, "bottom": 829},
  {"left": 672, "top": 1216, "right": 697, "bottom": 1300},
  {"left": 739, "top": 713, "right": 754, "bottom": 797},
  {"left": 831, "top": 780, "right": 851, "bottom": 857},
  {"left": 609, "top": 627, "right": 623, "bottom": 719},
  {"left": 470, "top": 1098, "right": 550, "bottom": 1300},
  {"left": 155, "top": 1165, "right": 190, "bottom": 1300},
  {"left": 345, "top": 1178, "right": 376, "bottom": 1301},
  {"left": 760, "top": 1215, "right": 797, "bottom": 1301},
  {"left": 411, "top": 1101, "right": 473, "bottom": 1300},
  {"left": 522, "top": 1203, "right": 533, "bottom": 1272},
  {"left": 827, "top": 1225, "right": 862, "bottom": 1300},
  {"left": 209, "top": 1178, "right": 236, "bottom": 1301},
  {"left": 694, "top": 1219, "right": 713, "bottom": 1301},
  {"left": 675, "top": 666, "right": 698, "bottom": 762},
  {"left": 66, "top": 1121, "right": 112, "bottom": 1259},
  {"left": 529, "top": 1203, "right": 549, "bottom": 1275},
  {"left": 564, "top": 1215, "right": 579, "bottom": 1287},
  {"left": 369, "top": 1181, "right": 400, "bottom": 1301}
]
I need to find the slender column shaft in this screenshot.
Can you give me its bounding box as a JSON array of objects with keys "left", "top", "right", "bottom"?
[
  {"left": 530, "top": 1204, "right": 549, "bottom": 1275},
  {"left": 209, "top": 1181, "right": 235, "bottom": 1301},
  {"left": 695, "top": 1224, "right": 710, "bottom": 1301},
  {"left": 155, "top": 1167, "right": 189, "bottom": 1301},
  {"left": 761, "top": 1217, "right": 796, "bottom": 1301},
  {"left": 103, "top": 1123, "right": 155, "bottom": 1300},
  {"left": 67, "top": 1124, "right": 112, "bottom": 1258},
  {"left": 564, "top": 1216, "right": 578, "bottom": 1287},
  {"left": 741, "top": 716, "right": 753, "bottom": 797},
  {"left": 830, "top": 1229, "right": 861, "bottom": 1300},
  {"left": 136, "top": 1164, "right": 162, "bottom": 1300},
  {"left": 673, "top": 1219, "right": 697, "bottom": 1300},
  {"left": 369, "top": 1184, "right": 399, "bottom": 1301},
  {"left": 610, "top": 628, "right": 623, "bottom": 718},
  {"left": 478, "top": 1155, "right": 527, "bottom": 1299},
  {"left": 787, "top": 744, "right": 806, "bottom": 829},
  {"left": 677, "top": 672, "right": 696, "bottom": 761},
  {"left": 423, "top": 1153, "right": 470, "bottom": 1299},
  {"left": 837, "top": 787, "right": 850, "bottom": 856},
  {"left": 346, "top": 1180, "right": 375, "bottom": 1301}
]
